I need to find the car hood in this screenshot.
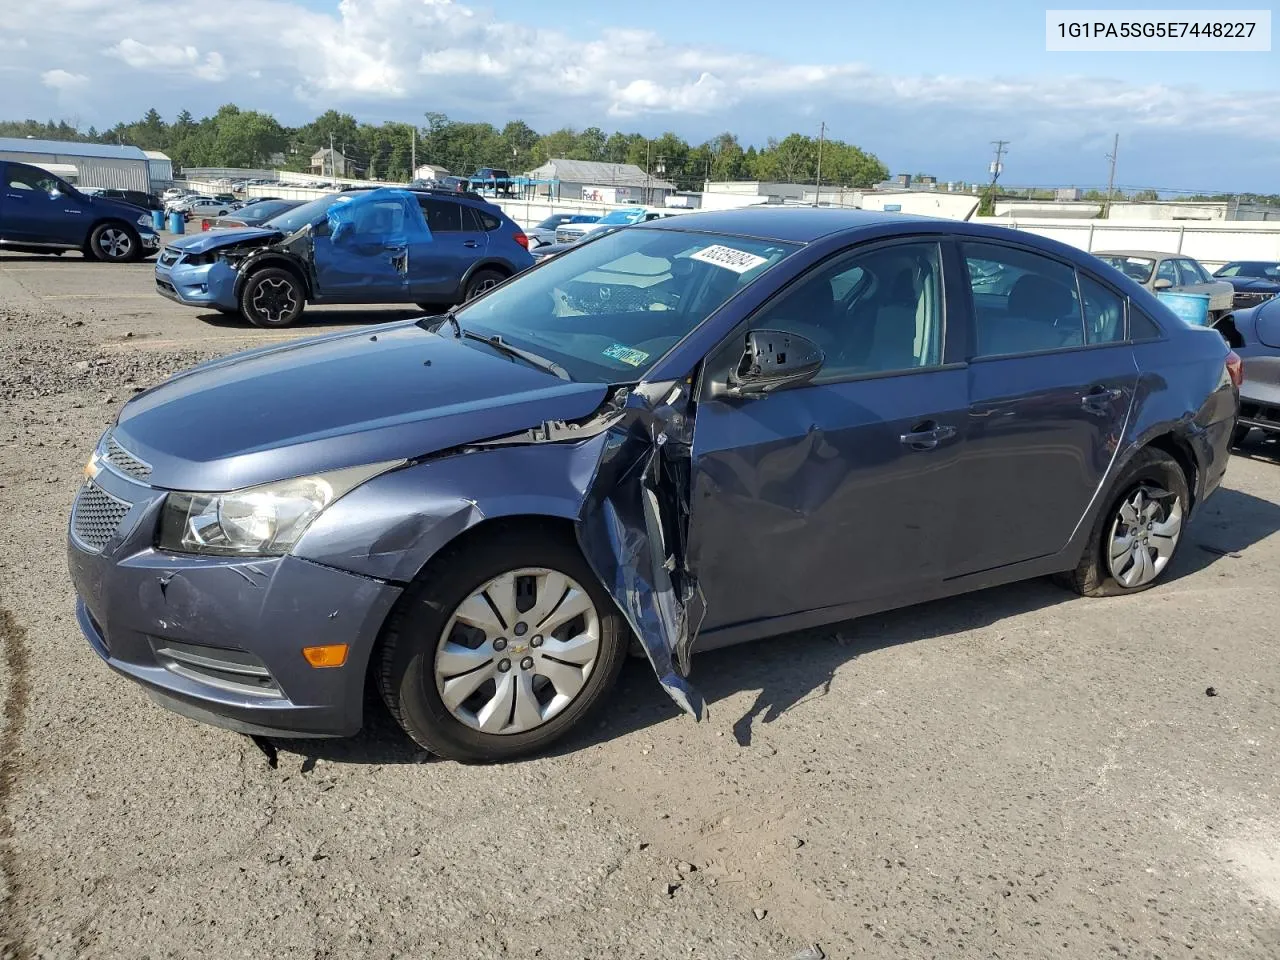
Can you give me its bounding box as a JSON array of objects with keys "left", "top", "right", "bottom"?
[
  {"left": 1227, "top": 277, "right": 1280, "bottom": 293},
  {"left": 167, "top": 226, "right": 281, "bottom": 254},
  {"left": 91, "top": 196, "right": 156, "bottom": 228},
  {"left": 113, "top": 320, "right": 609, "bottom": 491}
]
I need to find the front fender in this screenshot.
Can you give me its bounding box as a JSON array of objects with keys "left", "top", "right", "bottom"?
[{"left": 292, "top": 440, "right": 605, "bottom": 583}]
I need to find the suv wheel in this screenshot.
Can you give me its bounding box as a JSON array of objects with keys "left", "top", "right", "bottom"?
[
  {"left": 378, "top": 527, "right": 628, "bottom": 762},
  {"left": 89, "top": 223, "right": 139, "bottom": 263},
  {"left": 463, "top": 268, "right": 506, "bottom": 301},
  {"left": 240, "top": 267, "right": 306, "bottom": 328}
]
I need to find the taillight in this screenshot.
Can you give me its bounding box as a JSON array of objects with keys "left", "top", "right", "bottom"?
[
  {"left": 1226, "top": 350, "right": 1243, "bottom": 388},
  {"left": 513, "top": 232, "right": 529, "bottom": 249},
  {"left": 201, "top": 219, "right": 211, "bottom": 231}
]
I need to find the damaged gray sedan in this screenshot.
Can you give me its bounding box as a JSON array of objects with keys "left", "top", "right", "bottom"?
[{"left": 68, "top": 209, "right": 1239, "bottom": 761}]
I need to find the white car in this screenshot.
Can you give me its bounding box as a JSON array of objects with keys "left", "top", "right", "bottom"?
[
  {"left": 162, "top": 188, "right": 189, "bottom": 201},
  {"left": 553, "top": 206, "right": 683, "bottom": 244},
  {"left": 165, "top": 195, "right": 211, "bottom": 214},
  {"left": 183, "top": 198, "right": 233, "bottom": 219}
]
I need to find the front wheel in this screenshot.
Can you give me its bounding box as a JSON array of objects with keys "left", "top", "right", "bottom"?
[
  {"left": 88, "top": 223, "right": 140, "bottom": 263},
  {"left": 239, "top": 267, "right": 305, "bottom": 328},
  {"left": 377, "top": 527, "right": 628, "bottom": 762},
  {"left": 1064, "top": 446, "right": 1189, "bottom": 597}
]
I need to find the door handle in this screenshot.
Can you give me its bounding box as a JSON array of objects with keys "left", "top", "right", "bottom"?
[
  {"left": 1081, "top": 386, "right": 1124, "bottom": 410},
  {"left": 463, "top": 240, "right": 480, "bottom": 248},
  {"left": 899, "top": 421, "right": 956, "bottom": 451}
]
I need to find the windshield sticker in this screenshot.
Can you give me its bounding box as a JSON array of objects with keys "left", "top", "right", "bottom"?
[
  {"left": 689, "top": 244, "right": 770, "bottom": 274},
  {"left": 603, "top": 344, "right": 650, "bottom": 367}
]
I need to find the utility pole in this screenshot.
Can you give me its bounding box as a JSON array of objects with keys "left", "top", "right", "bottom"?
[
  {"left": 1103, "top": 133, "right": 1119, "bottom": 218},
  {"left": 645, "top": 139, "right": 652, "bottom": 205},
  {"left": 984, "top": 139, "right": 1008, "bottom": 215},
  {"left": 411, "top": 125, "right": 416, "bottom": 180},
  {"left": 814, "top": 121, "right": 826, "bottom": 206},
  {"left": 328, "top": 132, "right": 334, "bottom": 178}
]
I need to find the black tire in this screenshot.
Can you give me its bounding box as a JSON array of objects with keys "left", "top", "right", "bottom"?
[
  {"left": 377, "top": 524, "right": 628, "bottom": 762},
  {"left": 239, "top": 267, "right": 306, "bottom": 328},
  {"left": 88, "top": 222, "right": 141, "bottom": 263},
  {"left": 463, "top": 267, "right": 506, "bottom": 301},
  {"left": 1063, "top": 446, "right": 1190, "bottom": 597},
  {"left": 1231, "top": 423, "right": 1251, "bottom": 448}
]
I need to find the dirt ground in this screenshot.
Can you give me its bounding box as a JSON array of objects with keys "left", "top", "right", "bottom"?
[{"left": 2, "top": 248, "right": 1279, "bottom": 960}]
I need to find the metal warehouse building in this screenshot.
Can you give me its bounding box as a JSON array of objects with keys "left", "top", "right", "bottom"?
[
  {"left": 523, "top": 158, "right": 677, "bottom": 205},
  {"left": 0, "top": 137, "right": 151, "bottom": 192}
]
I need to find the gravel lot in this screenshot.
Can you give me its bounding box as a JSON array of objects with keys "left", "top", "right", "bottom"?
[{"left": 2, "top": 249, "right": 1280, "bottom": 960}]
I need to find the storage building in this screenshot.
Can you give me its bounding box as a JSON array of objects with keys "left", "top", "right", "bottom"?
[
  {"left": 524, "top": 159, "right": 677, "bottom": 204},
  {"left": 144, "top": 150, "right": 174, "bottom": 189},
  {"left": 0, "top": 137, "right": 151, "bottom": 192}
]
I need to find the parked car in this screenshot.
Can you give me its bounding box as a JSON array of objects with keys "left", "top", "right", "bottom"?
[
  {"left": 90, "top": 188, "right": 165, "bottom": 212},
  {"left": 530, "top": 223, "right": 625, "bottom": 262},
  {"left": 155, "top": 187, "right": 533, "bottom": 326},
  {"left": 526, "top": 213, "right": 600, "bottom": 249},
  {"left": 472, "top": 167, "right": 514, "bottom": 196},
  {"left": 1095, "top": 250, "right": 1234, "bottom": 321},
  {"left": 0, "top": 160, "right": 161, "bottom": 262},
  {"left": 182, "top": 198, "right": 234, "bottom": 220},
  {"left": 1213, "top": 261, "right": 1280, "bottom": 309},
  {"left": 553, "top": 205, "right": 680, "bottom": 244},
  {"left": 162, "top": 187, "right": 189, "bottom": 202},
  {"left": 75, "top": 209, "right": 1239, "bottom": 760},
  {"left": 1205, "top": 296, "right": 1280, "bottom": 447},
  {"left": 200, "top": 199, "right": 302, "bottom": 231},
  {"left": 166, "top": 195, "right": 211, "bottom": 214}
]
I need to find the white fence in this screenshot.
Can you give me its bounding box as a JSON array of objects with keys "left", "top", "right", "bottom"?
[{"left": 970, "top": 217, "right": 1280, "bottom": 270}]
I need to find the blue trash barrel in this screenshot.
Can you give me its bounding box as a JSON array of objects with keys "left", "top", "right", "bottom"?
[
  {"left": 151, "top": 210, "right": 165, "bottom": 231},
  {"left": 1157, "top": 291, "right": 1210, "bottom": 327},
  {"left": 168, "top": 211, "right": 185, "bottom": 235}
]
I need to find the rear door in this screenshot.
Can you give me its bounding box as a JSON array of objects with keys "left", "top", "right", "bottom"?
[
  {"left": 408, "top": 198, "right": 487, "bottom": 302},
  {"left": 689, "top": 237, "right": 969, "bottom": 631},
  {"left": 946, "top": 240, "right": 1138, "bottom": 577},
  {"left": 1, "top": 163, "right": 86, "bottom": 244}
]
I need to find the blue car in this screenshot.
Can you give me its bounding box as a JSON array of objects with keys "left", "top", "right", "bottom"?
[
  {"left": 69, "top": 209, "right": 1239, "bottom": 761},
  {"left": 154, "top": 188, "right": 534, "bottom": 327},
  {"left": 0, "top": 160, "right": 161, "bottom": 262}
]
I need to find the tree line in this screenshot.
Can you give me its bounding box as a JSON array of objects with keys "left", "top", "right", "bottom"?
[{"left": 0, "top": 105, "right": 890, "bottom": 191}]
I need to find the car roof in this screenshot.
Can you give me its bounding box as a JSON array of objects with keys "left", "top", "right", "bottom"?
[{"left": 632, "top": 207, "right": 951, "bottom": 243}]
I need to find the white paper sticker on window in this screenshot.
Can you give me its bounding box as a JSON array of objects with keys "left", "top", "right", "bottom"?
[{"left": 689, "top": 244, "right": 769, "bottom": 274}]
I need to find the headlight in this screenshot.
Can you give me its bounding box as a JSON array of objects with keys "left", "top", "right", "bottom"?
[
  {"left": 137, "top": 214, "right": 152, "bottom": 227},
  {"left": 158, "top": 460, "right": 402, "bottom": 556}
]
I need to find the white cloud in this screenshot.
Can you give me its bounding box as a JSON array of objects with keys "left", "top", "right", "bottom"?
[
  {"left": 41, "top": 68, "right": 88, "bottom": 91},
  {"left": 2, "top": 0, "right": 1278, "bottom": 187}
]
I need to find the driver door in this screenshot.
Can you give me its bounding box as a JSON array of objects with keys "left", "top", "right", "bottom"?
[
  {"left": 1, "top": 163, "right": 85, "bottom": 245},
  {"left": 311, "top": 196, "right": 411, "bottom": 303},
  {"left": 687, "top": 239, "right": 969, "bottom": 633}
]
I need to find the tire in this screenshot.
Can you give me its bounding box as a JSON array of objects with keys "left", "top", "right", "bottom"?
[
  {"left": 463, "top": 267, "right": 506, "bottom": 301},
  {"left": 1063, "top": 446, "right": 1190, "bottom": 597},
  {"left": 88, "top": 222, "right": 140, "bottom": 263},
  {"left": 377, "top": 525, "right": 628, "bottom": 762},
  {"left": 239, "top": 267, "right": 306, "bottom": 328},
  {"left": 1231, "top": 423, "right": 1251, "bottom": 448}
]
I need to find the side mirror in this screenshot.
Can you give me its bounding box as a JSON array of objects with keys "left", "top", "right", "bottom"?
[
  {"left": 1153, "top": 278, "right": 1174, "bottom": 291},
  {"left": 725, "top": 329, "right": 824, "bottom": 398}
]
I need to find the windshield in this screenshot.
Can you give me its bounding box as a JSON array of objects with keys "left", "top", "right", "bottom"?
[
  {"left": 536, "top": 216, "right": 568, "bottom": 230},
  {"left": 241, "top": 201, "right": 296, "bottom": 223},
  {"left": 1097, "top": 255, "right": 1155, "bottom": 283},
  {"left": 264, "top": 194, "right": 345, "bottom": 233},
  {"left": 599, "top": 208, "right": 646, "bottom": 225},
  {"left": 451, "top": 227, "right": 799, "bottom": 382}
]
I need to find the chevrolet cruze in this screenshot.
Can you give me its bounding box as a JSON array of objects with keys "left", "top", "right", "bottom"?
[{"left": 68, "top": 209, "right": 1239, "bottom": 762}]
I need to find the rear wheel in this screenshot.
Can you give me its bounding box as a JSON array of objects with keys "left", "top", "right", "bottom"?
[
  {"left": 239, "top": 267, "right": 305, "bottom": 328},
  {"left": 377, "top": 527, "right": 628, "bottom": 762},
  {"left": 1064, "top": 446, "right": 1189, "bottom": 597},
  {"left": 463, "top": 267, "right": 506, "bottom": 301},
  {"left": 88, "top": 223, "right": 140, "bottom": 263}
]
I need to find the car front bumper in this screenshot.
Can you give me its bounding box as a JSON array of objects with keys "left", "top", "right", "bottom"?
[
  {"left": 67, "top": 463, "right": 403, "bottom": 738},
  {"left": 154, "top": 257, "right": 240, "bottom": 311},
  {"left": 1238, "top": 351, "right": 1280, "bottom": 435}
]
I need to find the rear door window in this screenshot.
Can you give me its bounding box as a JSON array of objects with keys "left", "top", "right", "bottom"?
[
  {"left": 963, "top": 242, "right": 1084, "bottom": 357},
  {"left": 419, "top": 198, "right": 462, "bottom": 232},
  {"left": 1078, "top": 273, "right": 1126, "bottom": 344}
]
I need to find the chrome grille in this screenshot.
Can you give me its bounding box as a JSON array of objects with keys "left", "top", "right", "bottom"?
[
  {"left": 554, "top": 227, "right": 583, "bottom": 244},
  {"left": 71, "top": 483, "right": 132, "bottom": 552},
  {"left": 103, "top": 435, "right": 152, "bottom": 481},
  {"left": 1233, "top": 291, "right": 1276, "bottom": 308}
]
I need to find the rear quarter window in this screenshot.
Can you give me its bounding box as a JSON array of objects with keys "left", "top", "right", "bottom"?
[{"left": 1129, "top": 304, "right": 1164, "bottom": 341}]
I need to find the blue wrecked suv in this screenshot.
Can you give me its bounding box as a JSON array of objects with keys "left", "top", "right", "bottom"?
[
  {"left": 154, "top": 188, "right": 534, "bottom": 327},
  {"left": 70, "top": 209, "right": 1239, "bottom": 761}
]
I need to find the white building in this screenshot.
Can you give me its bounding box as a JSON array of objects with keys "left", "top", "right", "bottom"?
[
  {"left": 414, "top": 163, "right": 451, "bottom": 181},
  {"left": 143, "top": 150, "right": 173, "bottom": 189},
  {"left": 525, "top": 159, "right": 677, "bottom": 204},
  {"left": 0, "top": 137, "right": 151, "bottom": 192}
]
